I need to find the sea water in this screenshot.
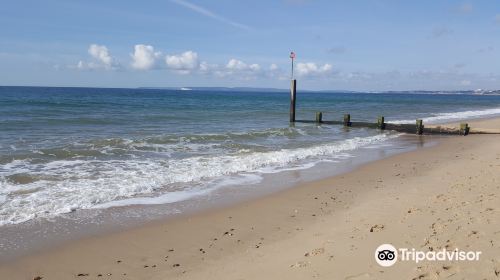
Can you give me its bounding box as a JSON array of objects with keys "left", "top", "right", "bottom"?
[{"left": 1, "top": 86, "right": 500, "bottom": 228}]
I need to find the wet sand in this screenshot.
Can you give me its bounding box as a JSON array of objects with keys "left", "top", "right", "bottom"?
[{"left": 1, "top": 118, "right": 500, "bottom": 279}]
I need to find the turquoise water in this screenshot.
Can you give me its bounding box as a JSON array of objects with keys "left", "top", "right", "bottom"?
[{"left": 1, "top": 86, "right": 500, "bottom": 226}]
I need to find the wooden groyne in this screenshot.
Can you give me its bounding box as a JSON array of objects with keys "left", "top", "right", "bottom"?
[
  {"left": 289, "top": 80, "right": 500, "bottom": 136},
  {"left": 294, "top": 116, "right": 473, "bottom": 135}
]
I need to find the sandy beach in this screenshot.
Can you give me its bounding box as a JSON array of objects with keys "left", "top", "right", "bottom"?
[
  {"left": 1, "top": 117, "right": 499, "bottom": 280},
  {"left": 3, "top": 1, "right": 500, "bottom": 279}
]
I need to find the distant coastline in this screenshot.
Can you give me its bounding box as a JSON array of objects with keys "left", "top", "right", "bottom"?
[
  {"left": 1, "top": 85, "right": 500, "bottom": 95},
  {"left": 137, "top": 86, "right": 500, "bottom": 95}
]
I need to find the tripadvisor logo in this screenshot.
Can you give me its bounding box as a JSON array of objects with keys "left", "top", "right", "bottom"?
[
  {"left": 375, "top": 243, "right": 481, "bottom": 267},
  {"left": 375, "top": 244, "right": 397, "bottom": 267}
]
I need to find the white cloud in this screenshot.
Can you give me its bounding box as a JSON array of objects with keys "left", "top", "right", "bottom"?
[
  {"left": 131, "top": 44, "right": 162, "bottom": 70},
  {"left": 199, "top": 61, "right": 215, "bottom": 72},
  {"left": 226, "top": 59, "right": 260, "bottom": 72},
  {"left": 249, "top": 64, "right": 261, "bottom": 71},
  {"left": 226, "top": 59, "right": 247, "bottom": 70},
  {"left": 170, "top": 0, "right": 251, "bottom": 31},
  {"left": 295, "top": 62, "right": 332, "bottom": 77},
  {"left": 89, "top": 44, "right": 113, "bottom": 68},
  {"left": 267, "top": 63, "right": 288, "bottom": 80},
  {"left": 197, "top": 59, "right": 263, "bottom": 79},
  {"left": 165, "top": 51, "right": 199, "bottom": 73},
  {"left": 76, "top": 44, "right": 117, "bottom": 70},
  {"left": 71, "top": 43, "right": 337, "bottom": 82},
  {"left": 195, "top": 58, "right": 332, "bottom": 80},
  {"left": 340, "top": 71, "right": 374, "bottom": 81},
  {"left": 222, "top": 59, "right": 262, "bottom": 79},
  {"left": 76, "top": 60, "right": 86, "bottom": 69}
]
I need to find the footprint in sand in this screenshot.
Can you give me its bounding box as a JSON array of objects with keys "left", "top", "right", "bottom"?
[
  {"left": 290, "top": 261, "right": 310, "bottom": 268},
  {"left": 467, "top": 230, "right": 479, "bottom": 238},
  {"left": 437, "top": 264, "right": 458, "bottom": 278},
  {"left": 369, "top": 224, "right": 385, "bottom": 232},
  {"left": 304, "top": 247, "right": 325, "bottom": 257},
  {"left": 411, "top": 272, "right": 430, "bottom": 280}
]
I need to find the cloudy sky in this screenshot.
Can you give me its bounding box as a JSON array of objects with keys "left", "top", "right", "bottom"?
[{"left": 1, "top": 0, "right": 500, "bottom": 91}]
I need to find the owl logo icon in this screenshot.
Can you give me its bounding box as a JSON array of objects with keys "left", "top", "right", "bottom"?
[{"left": 375, "top": 244, "right": 398, "bottom": 267}]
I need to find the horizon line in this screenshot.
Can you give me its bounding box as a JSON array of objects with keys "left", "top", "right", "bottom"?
[{"left": 0, "top": 84, "right": 496, "bottom": 93}]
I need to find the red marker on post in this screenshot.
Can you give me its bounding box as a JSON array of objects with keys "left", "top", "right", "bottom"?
[{"left": 290, "top": 51, "right": 296, "bottom": 80}]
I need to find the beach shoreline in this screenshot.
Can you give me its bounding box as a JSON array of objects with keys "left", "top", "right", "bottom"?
[
  {"left": 0, "top": 130, "right": 436, "bottom": 262},
  {"left": 1, "top": 117, "right": 500, "bottom": 279}
]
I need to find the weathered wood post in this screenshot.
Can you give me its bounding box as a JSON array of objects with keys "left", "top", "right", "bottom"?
[
  {"left": 459, "top": 123, "right": 470, "bottom": 136},
  {"left": 289, "top": 79, "right": 297, "bottom": 123},
  {"left": 315, "top": 112, "right": 323, "bottom": 123},
  {"left": 343, "top": 114, "right": 351, "bottom": 127},
  {"left": 416, "top": 119, "right": 424, "bottom": 135},
  {"left": 377, "top": 116, "right": 385, "bottom": 130}
]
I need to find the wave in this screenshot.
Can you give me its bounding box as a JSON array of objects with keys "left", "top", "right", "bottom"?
[
  {"left": 390, "top": 107, "right": 500, "bottom": 124},
  {"left": 1, "top": 127, "right": 315, "bottom": 162},
  {"left": 0, "top": 133, "right": 397, "bottom": 225},
  {"left": 94, "top": 173, "right": 263, "bottom": 209}
]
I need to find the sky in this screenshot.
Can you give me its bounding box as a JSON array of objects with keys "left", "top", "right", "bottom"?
[{"left": 0, "top": 0, "right": 500, "bottom": 91}]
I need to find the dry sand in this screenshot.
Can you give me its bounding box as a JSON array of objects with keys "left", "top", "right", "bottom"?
[{"left": 1, "top": 118, "right": 500, "bottom": 280}]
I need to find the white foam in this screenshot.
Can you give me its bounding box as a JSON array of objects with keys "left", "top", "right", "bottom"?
[
  {"left": 94, "top": 174, "right": 262, "bottom": 208},
  {"left": 94, "top": 188, "right": 209, "bottom": 208},
  {"left": 0, "top": 133, "right": 397, "bottom": 225},
  {"left": 391, "top": 107, "right": 500, "bottom": 124},
  {"left": 257, "top": 162, "right": 318, "bottom": 174}
]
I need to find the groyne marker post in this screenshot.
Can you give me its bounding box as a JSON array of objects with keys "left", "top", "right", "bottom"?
[
  {"left": 344, "top": 114, "right": 351, "bottom": 127},
  {"left": 460, "top": 123, "right": 470, "bottom": 136},
  {"left": 377, "top": 116, "right": 385, "bottom": 130},
  {"left": 289, "top": 51, "right": 297, "bottom": 123},
  {"left": 416, "top": 119, "right": 424, "bottom": 135},
  {"left": 290, "top": 79, "right": 297, "bottom": 122},
  {"left": 316, "top": 112, "right": 323, "bottom": 123}
]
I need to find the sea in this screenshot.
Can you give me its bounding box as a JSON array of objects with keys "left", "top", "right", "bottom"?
[{"left": 1, "top": 86, "right": 500, "bottom": 258}]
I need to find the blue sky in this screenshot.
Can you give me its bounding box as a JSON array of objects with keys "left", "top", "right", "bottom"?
[{"left": 1, "top": 0, "right": 499, "bottom": 91}]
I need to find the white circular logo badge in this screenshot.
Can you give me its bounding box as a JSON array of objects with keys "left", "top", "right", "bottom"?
[{"left": 375, "top": 244, "right": 398, "bottom": 267}]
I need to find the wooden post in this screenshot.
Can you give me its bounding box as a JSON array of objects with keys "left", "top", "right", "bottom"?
[
  {"left": 459, "top": 123, "right": 470, "bottom": 136},
  {"left": 343, "top": 114, "right": 351, "bottom": 127},
  {"left": 416, "top": 119, "right": 424, "bottom": 135},
  {"left": 289, "top": 79, "right": 297, "bottom": 123},
  {"left": 315, "top": 112, "right": 322, "bottom": 123},
  {"left": 377, "top": 116, "right": 385, "bottom": 130}
]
